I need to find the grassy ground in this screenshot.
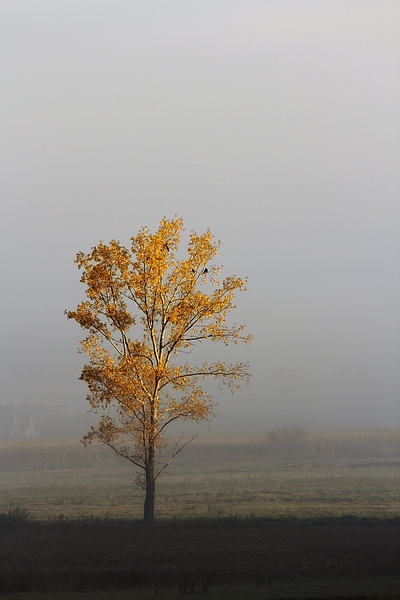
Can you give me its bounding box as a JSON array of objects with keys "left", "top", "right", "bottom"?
[
  {"left": 0, "top": 457, "right": 399, "bottom": 520},
  {"left": 0, "top": 431, "right": 399, "bottom": 597}
]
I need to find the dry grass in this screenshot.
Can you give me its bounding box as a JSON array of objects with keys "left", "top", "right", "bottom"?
[
  {"left": 0, "top": 428, "right": 398, "bottom": 472},
  {"left": 0, "top": 438, "right": 119, "bottom": 471},
  {"left": 0, "top": 429, "right": 398, "bottom": 521},
  {"left": 0, "top": 459, "right": 398, "bottom": 521}
]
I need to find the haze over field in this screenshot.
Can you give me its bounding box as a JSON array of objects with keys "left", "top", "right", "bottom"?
[{"left": 1, "top": 1, "right": 399, "bottom": 431}]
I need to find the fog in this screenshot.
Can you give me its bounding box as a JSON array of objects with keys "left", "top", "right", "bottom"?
[{"left": 1, "top": 1, "right": 399, "bottom": 433}]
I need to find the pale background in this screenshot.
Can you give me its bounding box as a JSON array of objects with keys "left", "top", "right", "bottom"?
[{"left": 1, "top": 1, "right": 399, "bottom": 431}]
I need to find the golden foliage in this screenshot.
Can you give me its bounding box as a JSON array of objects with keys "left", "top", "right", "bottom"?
[{"left": 67, "top": 217, "right": 252, "bottom": 478}]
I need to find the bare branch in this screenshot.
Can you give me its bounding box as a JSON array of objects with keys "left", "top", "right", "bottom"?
[{"left": 155, "top": 433, "right": 198, "bottom": 479}]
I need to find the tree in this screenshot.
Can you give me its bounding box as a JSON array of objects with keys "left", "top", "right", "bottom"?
[{"left": 67, "top": 217, "right": 252, "bottom": 524}]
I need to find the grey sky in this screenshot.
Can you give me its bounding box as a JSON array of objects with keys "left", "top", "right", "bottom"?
[{"left": 1, "top": 1, "right": 399, "bottom": 431}]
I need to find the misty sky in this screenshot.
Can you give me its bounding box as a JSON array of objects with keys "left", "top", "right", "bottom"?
[{"left": 1, "top": 1, "right": 399, "bottom": 431}]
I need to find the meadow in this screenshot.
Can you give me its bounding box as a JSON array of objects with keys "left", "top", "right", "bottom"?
[
  {"left": 0, "top": 427, "right": 399, "bottom": 521},
  {"left": 0, "top": 428, "right": 399, "bottom": 598}
]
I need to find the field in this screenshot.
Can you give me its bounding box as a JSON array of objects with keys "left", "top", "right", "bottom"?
[
  {"left": 0, "top": 429, "right": 399, "bottom": 598},
  {"left": 0, "top": 455, "right": 399, "bottom": 521},
  {"left": 1, "top": 427, "right": 399, "bottom": 520}
]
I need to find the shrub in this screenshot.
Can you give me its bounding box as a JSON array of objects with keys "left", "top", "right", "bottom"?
[
  {"left": 265, "top": 425, "right": 308, "bottom": 458},
  {"left": 0, "top": 506, "right": 32, "bottom": 526}
]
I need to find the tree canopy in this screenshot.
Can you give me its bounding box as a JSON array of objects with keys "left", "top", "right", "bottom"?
[{"left": 67, "top": 217, "right": 252, "bottom": 523}]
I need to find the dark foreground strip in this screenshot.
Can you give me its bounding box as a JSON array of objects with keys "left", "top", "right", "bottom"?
[{"left": 0, "top": 517, "right": 399, "bottom": 593}]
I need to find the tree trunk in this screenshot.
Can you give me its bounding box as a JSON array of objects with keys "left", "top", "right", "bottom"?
[{"left": 143, "top": 445, "right": 156, "bottom": 525}]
